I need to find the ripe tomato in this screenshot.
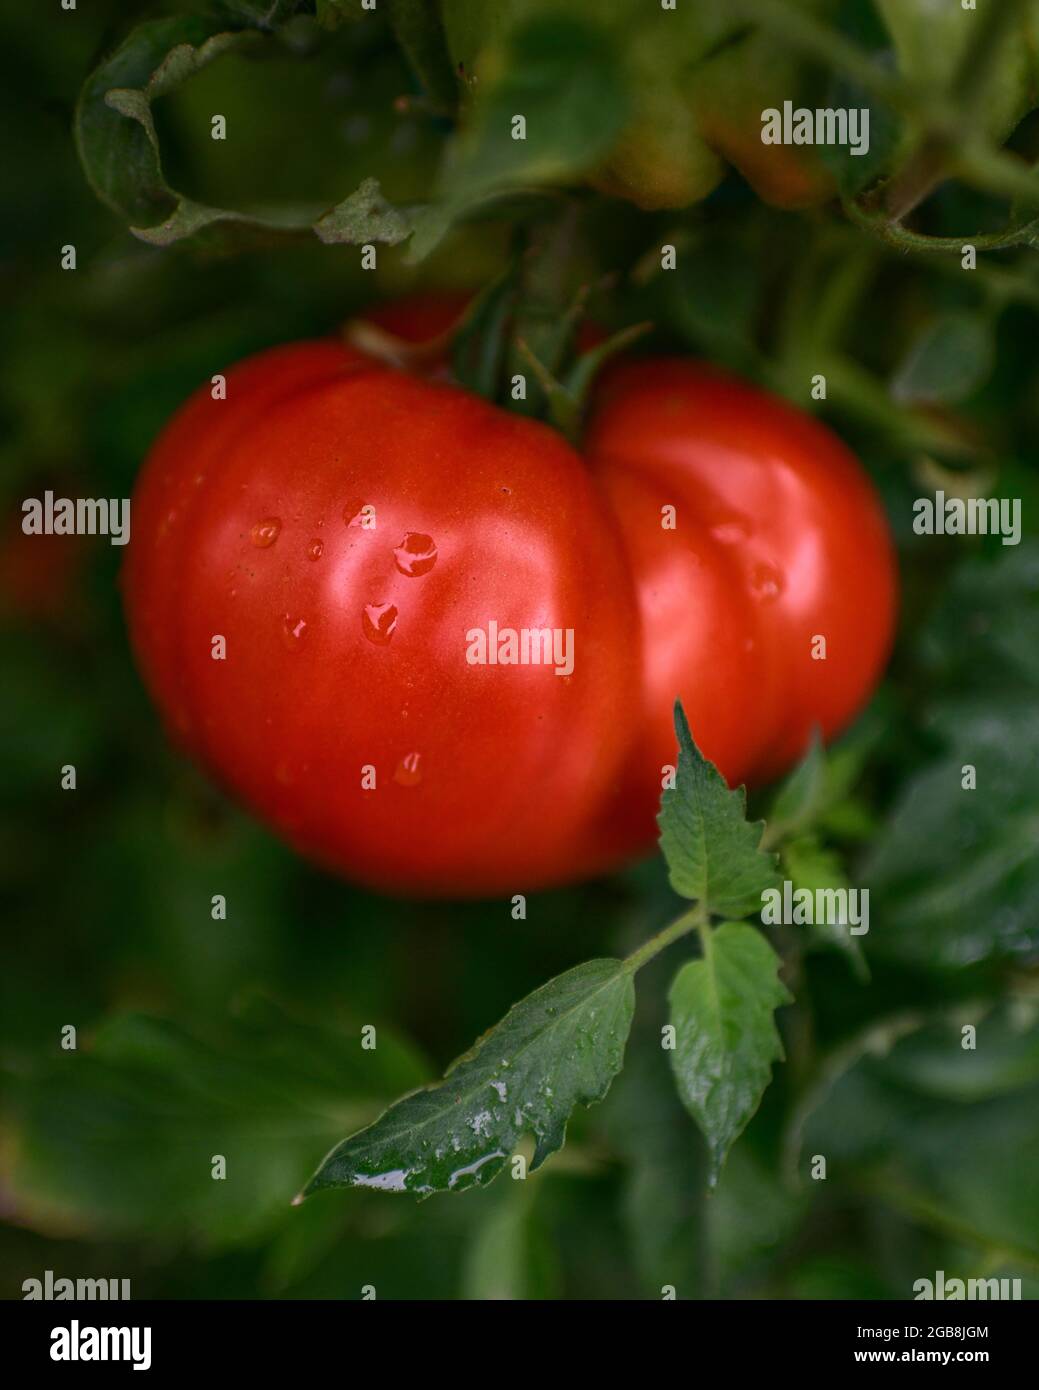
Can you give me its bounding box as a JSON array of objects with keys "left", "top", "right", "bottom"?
[
  {"left": 585, "top": 358, "right": 897, "bottom": 856},
  {"left": 124, "top": 301, "right": 896, "bottom": 895},
  {"left": 124, "top": 331, "right": 640, "bottom": 895}
]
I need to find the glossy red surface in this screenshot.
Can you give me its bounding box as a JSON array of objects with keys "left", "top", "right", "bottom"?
[{"left": 124, "top": 305, "right": 897, "bottom": 895}]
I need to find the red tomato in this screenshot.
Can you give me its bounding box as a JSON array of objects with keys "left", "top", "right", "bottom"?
[
  {"left": 124, "top": 303, "right": 896, "bottom": 895},
  {"left": 125, "top": 333, "right": 640, "bottom": 894},
  {"left": 585, "top": 358, "right": 897, "bottom": 856}
]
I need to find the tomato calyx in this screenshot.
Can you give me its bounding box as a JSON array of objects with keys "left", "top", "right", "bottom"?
[{"left": 355, "top": 205, "right": 654, "bottom": 444}]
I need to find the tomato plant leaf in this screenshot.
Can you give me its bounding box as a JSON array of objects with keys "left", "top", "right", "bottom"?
[
  {"left": 865, "top": 696, "right": 1039, "bottom": 969},
  {"left": 76, "top": 18, "right": 272, "bottom": 236},
  {"left": 75, "top": 15, "right": 413, "bottom": 252},
  {"left": 387, "top": 0, "right": 458, "bottom": 111},
  {"left": 303, "top": 959, "right": 635, "bottom": 1199},
  {"left": 444, "top": 15, "right": 628, "bottom": 202},
  {"left": 767, "top": 729, "right": 826, "bottom": 844},
  {"left": 658, "top": 702, "right": 780, "bottom": 916},
  {"left": 782, "top": 835, "right": 868, "bottom": 980},
  {"left": 2, "top": 1001, "right": 429, "bottom": 1247},
  {"left": 891, "top": 312, "right": 995, "bottom": 405},
  {"left": 313, "top": 177, "right": 413, "bottom": 246},
  {"left": 604, "top": 1033, "right": 710, "bottom": 1297},
  {"left": 406, "top": 14, "right": 628, "bottom": 259},
  {"left": 668, "top": 921, "right": 792, "bottom": 1186}
]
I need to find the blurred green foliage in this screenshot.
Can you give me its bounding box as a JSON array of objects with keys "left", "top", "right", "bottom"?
[{"left": 2, "top": 0, "right": 1038, "bottom": 1300}]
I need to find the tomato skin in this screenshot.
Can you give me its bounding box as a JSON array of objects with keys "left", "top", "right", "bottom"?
[
  {"left": 125, "top": 339, "right": 641, "bottom": 895},
  {"left": 586, "top": 359, "right": 898, "bottom": 798},
  {"left": 125, "top": 309, "right": 897, "bottom": 896}
]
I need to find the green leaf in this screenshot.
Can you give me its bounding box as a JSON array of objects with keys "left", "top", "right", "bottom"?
[
  {"left": 658, "top": 702, "right": 780, "bottom": 917},
  {"left": 668, "top": 922, "right": 792, "bottom": 1185},
  {"left": 75, "top": 19, "right": 254, "bottom": 232},
  {"left": 408, "top": 14, "right": 628, "bottom": 259},
  {"left": 446, "top": 15, "right": 627, "bottom": 200},
  {"left": 864, "top": 696, "right": 1039, "bottom": 969},
  {"left": 891, "top": 312, "right": 995, "bottom": 406},
  {"left": 767, "top": 729, "right": 825, "bottom": 844},
  {"left": 782, "top": 835, "right": 868, "bottom": 980},
  {"left": 460, "top": 1182, "right": 556, "bottom": 1299},
  {"left": 801, "top": 1008, "right": 1039, "bottom": 1260},
  {"left": 313, "top": 177, "right": 413, "bottom": 246},
  {"left": 304, "top": 959, "right": 635, "bottom": 1198},
  {"left": 388, "top": 0, "right": 458, "bottom": 111},
  {"left": 891, "top": 1002, "right": 1039, "bottom": 1103},
  {"left": 604, "top": 1035, "right": 709, "bottom": 1297},
  {"left": 921, "top": 541, "right": 1039, "bottom": 690},
  {"left": 75, "top": 16, "right": 413, "bottom": 252},
  {"left": 3, "top": 1001, "right": 429, "bottom": 1246}
]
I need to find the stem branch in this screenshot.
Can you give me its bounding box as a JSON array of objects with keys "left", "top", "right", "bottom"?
[{"left": 625, "top": 903, "right": 706, "bottom": 974}]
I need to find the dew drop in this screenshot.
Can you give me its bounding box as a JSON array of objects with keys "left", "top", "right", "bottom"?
[
  {"left": 711, "top": 518, "right": 751, "bottom": 545},
  {"left": 307, "top": 539, "right": 324, "bottom": 561},
  {"left": 394, "top": 751, "right": 423, "bottom": 787},
  {"left": 363, "top": 602, "right": 398, "bottom": 645},
  {"left": 394, "top": 532, "right": 438, "bottom": 577},
  {"left": 282, "top": 614, "right": 307, "bottom": 649},
  {"left": 251, "top": 517, "right": 281, "bottom": 548},
  {"left": 344, "top": 500, "right": 369, "bottom": 528}
]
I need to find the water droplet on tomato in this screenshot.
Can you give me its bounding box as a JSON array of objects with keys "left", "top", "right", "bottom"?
[
  {"left": 307, "top": 539, "right": 324, "bottom": 561},
  {"left": 394, "top": 752, "right": 422, "bottom": 786},
  {"left": 251, "top": 517, "right": 281, "bottom": 548},
  {"left": 282, "top": 614, "right": 307, "bottom": 649},
  {"left": 344, "top": 500, "right": 371, "bottom": 528},
  {"left": 394, "top": 532, "right": 437, "bottom": 577},
  {"left": 363, "top": 602, "right": 397, "bottom": 645},
  {"left": 750, "top": 562, "right": 783, "bottom": 602},
  {"left": 711, "top": 519, "right": 751, "bottom": 544}
]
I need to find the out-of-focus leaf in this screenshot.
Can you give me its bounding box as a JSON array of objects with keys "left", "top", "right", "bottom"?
[
  {"left": 801, "top": 1011, "right": 1039, "bottom": 1261},
  {"left": 408, "top": 14, "right": 627, "bottom": 259},
  {"left": 658, "top": 704, "right": 780, "bottom": 917},
  {"left": 446, "top": 16, "right": 627, "bottom": 198},
  {"left": 667, "top": 230, "right": 763, "bottom": 372},
  {"left": 460, "top": 1181, "right": 556, "bottom": 1299},
  {"left": 865, "top": 697, "right": 1039, "bottom": 968},
  {"left": 668, "top": 922, "right": 791, "bottom": 1185},
  {"left": 604, "top": 1035, "right": 709, "bottom": 1299},
  {"left": 885, "top": 1002, "right": 1039, "bottom": 1102},
  {"left": 712, "top": 1146, "right": 806, "bottom": 1295},
  {"left": 388, "top": 0, "right": 457, "bottom": 110},
  {"left": 921, "top": 541, "right": 1039, "bottom": 689},
  {"left": 891, "top": 313, "right": 995, "bottom": 406},
  {"left": 768, "top": 731, "right": 826, "bottom": 844},
  {"left": 75, "top": 16, "right": 412, "bottom": 251},
  {"left": 305, "top": 959, "right": 634, "bottom": 1198},
  {"left": 782, "top": 835, "right": 868, "bottom": 979},
  {"left": 3, "top": 1001, "right": 429, "bottom": 1246}
]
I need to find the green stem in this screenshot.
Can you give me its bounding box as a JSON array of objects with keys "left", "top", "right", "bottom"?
[
  {"left": 624, "top": 904, "right": 706, "bottom": 975},
  {"left": 845, "top": 194, "right": 1039, "bottom": 254}
]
